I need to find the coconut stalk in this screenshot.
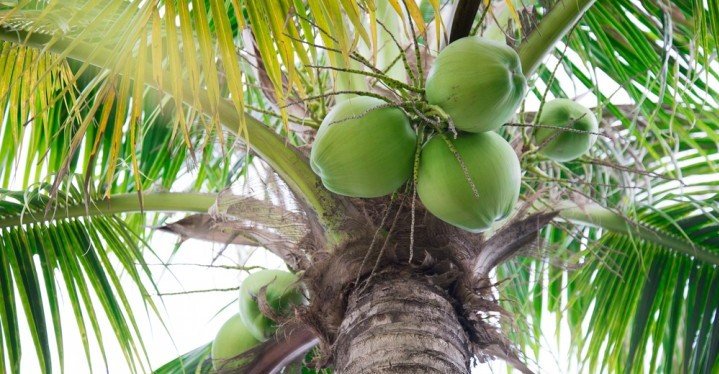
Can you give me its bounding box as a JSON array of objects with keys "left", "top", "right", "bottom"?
[
  {"left": 448, "top": 0, "right": 482, "bottom": 43},
  {"left": 518, "top": 0, "right": 597, "bottom": 76}
]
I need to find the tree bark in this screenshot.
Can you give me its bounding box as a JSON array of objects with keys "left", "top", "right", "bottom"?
[{"left": 334, "top": 274, "right": 470, "bottom": 373}]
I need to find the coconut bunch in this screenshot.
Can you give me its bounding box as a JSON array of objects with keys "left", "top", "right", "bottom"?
[
  {"left": 310, "top": 36, "right": 598, "bottom": 233},
  {"left": 211, "top": 270, "right": 304, "bottom": 370}
]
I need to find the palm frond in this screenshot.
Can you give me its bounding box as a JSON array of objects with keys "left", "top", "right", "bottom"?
[
  {"left": 0, "top": 183, "right": 156, "bottom": 372},
  {"left": 0, "top": 181, "right": 217, "bottom": 372},
  {"left": 0, "top": 1, "right": 344, "bottom": 227},
  {"left": 0, "top": 44, "right": 243, "bottom": 196},
  {"left": 560, "top": 193, "right": 717, "bottom": 372},
  {"left": 153, "top": 343, "right": 212, "bottom": 374},
  {"left": 498, "top": 176, "right": 719, "bottom": 373}
]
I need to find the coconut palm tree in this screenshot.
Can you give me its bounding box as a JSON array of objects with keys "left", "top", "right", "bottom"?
[{"left": 0, "top": 0, "right": 717, "bottom": 373}]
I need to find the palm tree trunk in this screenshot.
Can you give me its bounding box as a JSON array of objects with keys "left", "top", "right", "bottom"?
[{"left": 334, "top": 274, "right": 470, "bottom": 373}]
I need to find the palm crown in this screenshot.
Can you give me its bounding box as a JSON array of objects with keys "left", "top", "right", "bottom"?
[{"left": 0, "top": 0, "right": 717, "bottom": 373}]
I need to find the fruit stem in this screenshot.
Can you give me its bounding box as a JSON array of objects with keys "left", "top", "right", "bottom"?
[
  {"left": 304, "top": 65, "right": 422, "bottom": 94},
  {"left": 527, "top": 165, "right": 550, "bottom": 179},
  {"left": 425, "top": 104, "right": 451, "bottom": 121},
  {"left": 517, "top": 0, "right": 597, "bottom": 77}
]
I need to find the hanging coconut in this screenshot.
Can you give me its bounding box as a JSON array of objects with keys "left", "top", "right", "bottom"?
[
  {"left": 425, "top": 37, "right": 527, "bottom": 133},
  {"left": 534, "top": 98, "right": 598, "bottom": 162},
  {"left": 310, "top": 96, "right": 417, "bottom": 198},
  {"left": 417, "top": 132, "right": 521, "bottom": 232},
  {"left": 239, "top": 269, "right": 304, "bottom": 341},
  {"left": 211, "top": 313, "right": 261, "bottom": 370}
]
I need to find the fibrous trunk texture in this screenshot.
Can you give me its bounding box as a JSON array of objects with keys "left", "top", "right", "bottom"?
[{"left": 334, "top": 274, "right": 470, "bottom": 373}]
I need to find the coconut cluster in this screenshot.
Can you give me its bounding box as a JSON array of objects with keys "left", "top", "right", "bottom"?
[
  {"left": 310, "top": 36, "right": 597, "bottom": 233},
  {"left": 211, "top": 270, "right": 304, "bottom": 370}
]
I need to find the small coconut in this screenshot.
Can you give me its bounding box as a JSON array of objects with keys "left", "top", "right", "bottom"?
[
  {"left": 238, "top": 270, "right": 304, "bottom": 341},
  {"left": 211, "top": 313, "right": 260, "bottom": 370},
  {"left": 417, "top": 132, "right": 521, "bottom": 232},
  {"left": 425, "top": 37, "right": 527, "bottom": 133},
  {"left": 534, "top": 98, "right": 598, "bottom": 162},
  {"left": 310, "top": 96, "right": 417, "bottom": 198}
]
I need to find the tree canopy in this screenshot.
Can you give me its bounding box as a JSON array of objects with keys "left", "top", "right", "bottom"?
[{"left": 0, "top": 0, "right": 717, "bottom": 373}]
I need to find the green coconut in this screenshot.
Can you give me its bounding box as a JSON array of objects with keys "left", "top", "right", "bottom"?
[
  {"left": 425, "top": 37, "right": 527, "bottom": 133},
  {"left": 310, "top": 96, "right": 417, "bottom": 198},
  {"left": 211, "top": 313, "right": 261, "bottom": 371},
  {"left": 417, "top": 132, "right": 521, "bottom": 232},
  {"left": 239, "top": 269, "right": 304, "bottom": 341},
  {"left": 534, "top": 98, "right": 598, "bottom": 162}
]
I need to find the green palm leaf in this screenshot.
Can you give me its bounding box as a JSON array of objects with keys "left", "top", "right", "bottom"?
[
  {"left": 153, "top": 343, "right": 212, "bottom": 374},
  {"left": 0, "top": 1, "right": 248, "bottom": 192},
  {"left": 498, "top": 198, "right": 719, "bottom": 372},
  {"left": 0, "top": 182, "right": 216, "bottom": 372},
  {"left": 572, "top": 198, "right": 718, "bottom": 372}
]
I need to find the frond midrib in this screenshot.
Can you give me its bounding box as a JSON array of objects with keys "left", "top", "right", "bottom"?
[
  {"left": 0, "top": 192, "right": 216, "bottom": 228},
  {"left": 559, "top": 202, "right": 719, "bottom": 266}
]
